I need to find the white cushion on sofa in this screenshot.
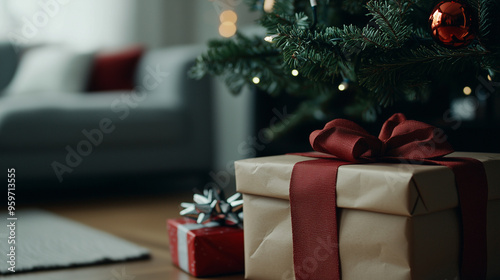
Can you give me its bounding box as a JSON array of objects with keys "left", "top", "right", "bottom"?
[{"left": 4, "top": 46, "right": 94, "bottom": 96}]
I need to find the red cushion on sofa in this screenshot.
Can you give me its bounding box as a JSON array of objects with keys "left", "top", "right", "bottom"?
[{"left": 88, "top": 45, "right": 144, "bottom": 92}]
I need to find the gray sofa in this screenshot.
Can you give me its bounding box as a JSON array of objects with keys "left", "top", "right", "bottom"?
[{"left": 0, "top": 43, "right": 213, "bottom": 187}]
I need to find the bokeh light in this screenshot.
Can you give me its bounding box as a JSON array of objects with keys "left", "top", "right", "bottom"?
[
  {"left": 219, "top": 22, "right": 237, "bottom": 38},
  {"left": 220, "top": 10, "right": 237, "bottom": 24},
  {"left": 463, "top": 86, "right": 472, "bottom": 95}
]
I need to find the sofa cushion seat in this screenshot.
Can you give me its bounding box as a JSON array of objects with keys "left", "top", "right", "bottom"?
[{"left": 0, "top": 92, "right": 186, "bottom": 150}]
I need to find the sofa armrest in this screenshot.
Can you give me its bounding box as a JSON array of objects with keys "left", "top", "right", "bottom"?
[
  {"left": 0, "top": 42, "right": 19, "bottom": 92},
  {"left": 135, "top": 44, "right": 214, "bottom": 169}
]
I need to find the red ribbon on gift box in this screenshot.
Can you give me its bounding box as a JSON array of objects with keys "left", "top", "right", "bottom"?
[{"left": 289, "top": 113, "right": 487, "bottom": 280}]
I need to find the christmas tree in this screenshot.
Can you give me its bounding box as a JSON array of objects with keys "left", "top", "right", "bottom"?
[{"left": 191, "top": 0, "right": 500, "bottom": 141}]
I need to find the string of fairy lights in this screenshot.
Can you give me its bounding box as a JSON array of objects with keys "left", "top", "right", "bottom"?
[{"left": 219, "top": 0, "right": 348, "bottom": 90}]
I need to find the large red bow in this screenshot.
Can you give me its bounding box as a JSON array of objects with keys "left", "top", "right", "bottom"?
[
  {"left": 290, "top": 113, "right": 487, "bottom": 280},
  {"left": 309, "top": 113, "right": 454, "bottom": 162}
]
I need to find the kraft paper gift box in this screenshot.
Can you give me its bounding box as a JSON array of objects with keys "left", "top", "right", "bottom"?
[
  {"left": 167, "top": 218, "right": 244, "bottom": 277},
  {"left": 235, "top": 152, "right": 500, "bottom": 280}
]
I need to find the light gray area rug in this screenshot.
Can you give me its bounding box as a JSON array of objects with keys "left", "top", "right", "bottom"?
[{"left": 0, "top": 209, "right": 149, "bottom": 274}]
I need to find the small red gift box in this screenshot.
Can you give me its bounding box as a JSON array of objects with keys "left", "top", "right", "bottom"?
[{"left": 167, "top": 218, "right": 244, "bottom": 277}]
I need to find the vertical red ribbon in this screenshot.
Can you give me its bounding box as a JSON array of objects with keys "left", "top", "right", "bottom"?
[
  {"left": 290, "top": 159, "right": 347, "bottom": 280},
  {"left": 430, "top": 157, "right": 488, "bottom": 280}
]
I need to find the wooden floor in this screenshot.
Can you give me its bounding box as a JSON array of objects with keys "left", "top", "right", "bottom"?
[{"left": 8, "top": 192, "right": 245, "bottom": 280}]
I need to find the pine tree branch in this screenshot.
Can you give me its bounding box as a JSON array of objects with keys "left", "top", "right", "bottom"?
[
  {"left": 366, "top": 1, "right": 402, "bottom": 45},
  {"left": 358, "top": 44, "right": 491, "bottom": 105},
  {"left": 192, "top": 0, "right": 500, "bottom": 125}
]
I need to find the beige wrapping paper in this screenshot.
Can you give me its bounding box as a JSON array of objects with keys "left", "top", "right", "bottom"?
[{"left": 235, "top": 152, "right": 500, "bottom": 280}]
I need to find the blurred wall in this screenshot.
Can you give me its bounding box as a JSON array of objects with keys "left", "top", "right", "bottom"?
[
  {"left": 0, "top": 0, "right": 259, "bottom": 49},
  {"left": 131, "top": 0, "right": 259, "bottom": 47}
]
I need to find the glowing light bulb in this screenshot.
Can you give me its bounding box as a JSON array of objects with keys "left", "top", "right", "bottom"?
[
  {"left": 264, "top": 34, "right": 278, "bottom": 43},
  {"left": 252, "top": 77, "right": 260, "bottom": 84},
  {"left": 463, "top": 86, "right": 472, "bottom": 95},
  {"left": 338, "top": 79, "right": 350, "bottom": 91},
  {"left": 291, "top": 69, "right": 299, "bottom": 76}
]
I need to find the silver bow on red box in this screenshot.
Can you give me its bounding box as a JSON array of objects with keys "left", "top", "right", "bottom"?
[{"left": 180, "top": 187, "right": 243, "bottom": 227}]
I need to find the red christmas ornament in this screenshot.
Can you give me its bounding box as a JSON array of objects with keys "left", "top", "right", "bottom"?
[{"left": 428, "top": 1, "right": 477, "bottom": 48}]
